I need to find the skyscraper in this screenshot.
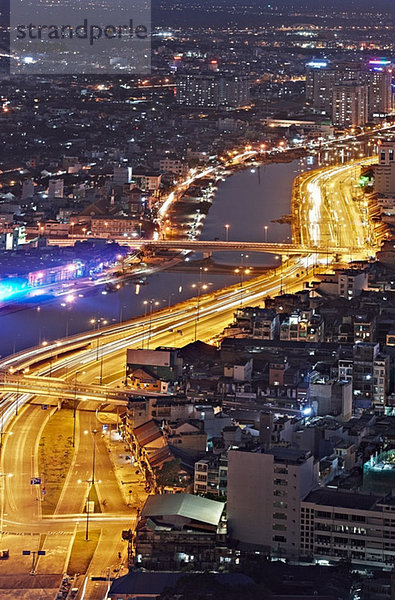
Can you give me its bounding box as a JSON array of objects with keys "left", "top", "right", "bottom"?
[
  {"left": 332, "top": 81, "right": 368, "bottom": 127},
  {"left": 305, "top": 60, "right": 336, "bottom": 114},
  {"left": 368, "top": 68, "right": 393, "bottom": 116}
]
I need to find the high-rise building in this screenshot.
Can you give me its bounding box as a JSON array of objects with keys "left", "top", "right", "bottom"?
[
  {"left": 176, "top": 73, "right": 220, "bottom": 108},
  {"left": 306, "top": 61, "right": 337, "bottom": 114},
  {"left": 176, "top": 72, "right": 249, "bottom": 109},
  {"left": 220, "top": 73, "right": 250, "bottom": 109},
  {"left": 373, "top": 353, "right": 390, "bottom": 411},
  {"left": 374, "top": 140, "right": 395, "bottom": 195},
  {"left": 352, "top": 342, "right": 390, "bottom": 410},
  {"left": 227, "top": 446, "right": 317, "bottom": 558},
  {"left": 367, "top": 58, "right": 393, "bottom": 117},
  {"left": 368, "top": 68, "right": 392, "bottom": 117},
  {"left": 332, "top": 81, "right": 368, "bottom": 127},
  {"left": 306, "top": 59, "right": 392, "bottom": 121},
  {"left": 306, "top": 61, "right": 364, "bottom": 115}
]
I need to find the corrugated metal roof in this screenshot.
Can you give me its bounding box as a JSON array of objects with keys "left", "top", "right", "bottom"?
[
  {"left": 134, "top": 420, "right": 163, "bottom": 447},
  {"left": 142, "top": 493, "right": 225, "bottom": 526}
]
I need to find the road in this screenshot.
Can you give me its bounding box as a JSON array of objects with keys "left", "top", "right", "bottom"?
[
  {"left": 295, "top": 156, "right": 379, "bottom": 258},
  {"left": 0, "top": 403, "right": 134, "bottom": 599},
  {"left": 0, "top": 151, "right": 385, "bottom": 598}
]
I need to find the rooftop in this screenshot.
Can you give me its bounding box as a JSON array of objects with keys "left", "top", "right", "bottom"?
[
  {"left": 268, "top": 446, "right": 312, "bottom": 464},
  {"left": 133, "top": 419, "right": 163, "bottom": 447},
  {"left": 303, "top": 488, "right": 380, "bottom": 511},
  {"left": 109, "top": 572, "right": 254, "bottom": 597},
  {"left": 141, "top": 492, "right": 225, "bottom": 526}
]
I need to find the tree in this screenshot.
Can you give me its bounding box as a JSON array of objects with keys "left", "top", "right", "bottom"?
[{"left": 155, "top": 459, "right": 182, "bottom": 489}]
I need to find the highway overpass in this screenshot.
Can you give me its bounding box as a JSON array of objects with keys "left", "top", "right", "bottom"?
[{"left": 0, "top": 373, "right": 146, "bottom": 405}]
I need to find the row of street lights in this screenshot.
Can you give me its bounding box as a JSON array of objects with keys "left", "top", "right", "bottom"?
[
  {"left": 224, "top": 224, "right": 270, "bottom": 242},
  {"left": 91, "top": 318, "right": 108, "bottom": 385}
]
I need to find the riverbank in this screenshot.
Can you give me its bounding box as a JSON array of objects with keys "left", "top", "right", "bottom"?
[{"left": 0, "top": 157, "right": 309, "bottom": 358}]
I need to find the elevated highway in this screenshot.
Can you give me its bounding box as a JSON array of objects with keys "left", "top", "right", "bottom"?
[{"left": 0, "top": 373, "right": 135, "bottom": 405}]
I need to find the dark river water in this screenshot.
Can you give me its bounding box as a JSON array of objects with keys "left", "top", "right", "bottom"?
[{"left": 0, "top": 158, "right": 310, "bottom": 357}]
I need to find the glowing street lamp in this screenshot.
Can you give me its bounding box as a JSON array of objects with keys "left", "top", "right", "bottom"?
[
  {"left": 143, "top": 300, "right": 160, "bottom": 350},
  {"left": 72, "top": 370, "right": 84, "bottom": 448},
  {"left": 192, "top": 282, "right": 208, "bottom": 342},
  {"left": 234, "top": 267, "right": 251, "bottom": 307},
  {"left": 83, "top": 428, "right": 99, "bottom": 541}
]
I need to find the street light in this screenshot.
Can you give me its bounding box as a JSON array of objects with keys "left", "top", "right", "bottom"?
[
  {"left": 167, "top": 292, "right": 175, "bottom": 309},
  {"left": 15, "top": 375, "right": 22, "bottom": 415},
  {"left": 90, "top": 318, "right": 108, "bottom": 365},
  {"left": 72, "top": 370, "right": 82, "bottom": 448},
  {"left": 234, "top": 267, "right": 250, "bottom": 307},
  {"left": 264, "top": 225, "right": 268, "bottom": 243},
  {"left": 192, "top": 282, "right": 208, "bottom": 342},
  {"left": 224, "top": 224, "right": 230, "bottom": 242},
  {"left": 84, "top": 428, "right": 99, "bottom": 485},
  {"left": 61, "top": 293, "right": 75, "bottom": 337},
  {"left": 84, "top": 428, "right": 99, "bottom": 541},
  {"left": 143, "top": 299, "right": 160, "bottom": 350}
]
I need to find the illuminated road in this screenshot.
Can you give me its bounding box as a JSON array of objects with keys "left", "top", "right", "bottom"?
[
  {"left": 0, "top": 149, "right": 385, "bottom": 597},
  {"left": 294, "top": 156, "right": 379, "bottom": 259}
]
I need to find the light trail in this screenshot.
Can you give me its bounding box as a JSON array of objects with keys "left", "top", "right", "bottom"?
[{"left": 0, "top": 150, "right": 388, "bottom": 444}]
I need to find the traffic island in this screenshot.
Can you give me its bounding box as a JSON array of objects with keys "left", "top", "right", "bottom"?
[
  {"left": 38, "top": 405, "right": 74, "bottom": 515},
  {"left": 88, "top": 484, "right": 102, "bottom": 514},
  {"left": 67, "top": 529, "right": 101, "bottom": 576}
]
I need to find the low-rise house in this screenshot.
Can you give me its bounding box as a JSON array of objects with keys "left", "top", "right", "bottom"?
[
  {"left": 133, "top": 493, "right": 228, "bottom": 570},
  {"left": 166, "top": 420, "right": 207, "bottom": 452}
]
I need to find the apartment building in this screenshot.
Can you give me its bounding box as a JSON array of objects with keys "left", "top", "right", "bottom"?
[
  {"left": 227, "top": 446, "right": 318, "bottom": 559},
  {"left": 159, "top": 157, "right": 189, "bottom": 178},
  {"left": 300, "top": 489, "right": 395, "bottom": 569},
  {"left": 374, "top": 141, "right": 395, "bottom": 196},
  {"left": 280, "top": 310, "right": 324, "bottom": 342},
  {"left": 194, "top": 454, "right": 228, "bottom": 498}
]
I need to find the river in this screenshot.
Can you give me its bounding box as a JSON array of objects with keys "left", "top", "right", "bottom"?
[{"left": 0, "top": 157, "right": 310, "bottom": 357}]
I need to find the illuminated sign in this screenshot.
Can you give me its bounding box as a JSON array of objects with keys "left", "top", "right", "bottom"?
[
  {"left": 368, "top": 59, "right": 392, "bottom": 65},
  {"left": 307, "top": 61, "right": 328, "bottom": 68}
]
